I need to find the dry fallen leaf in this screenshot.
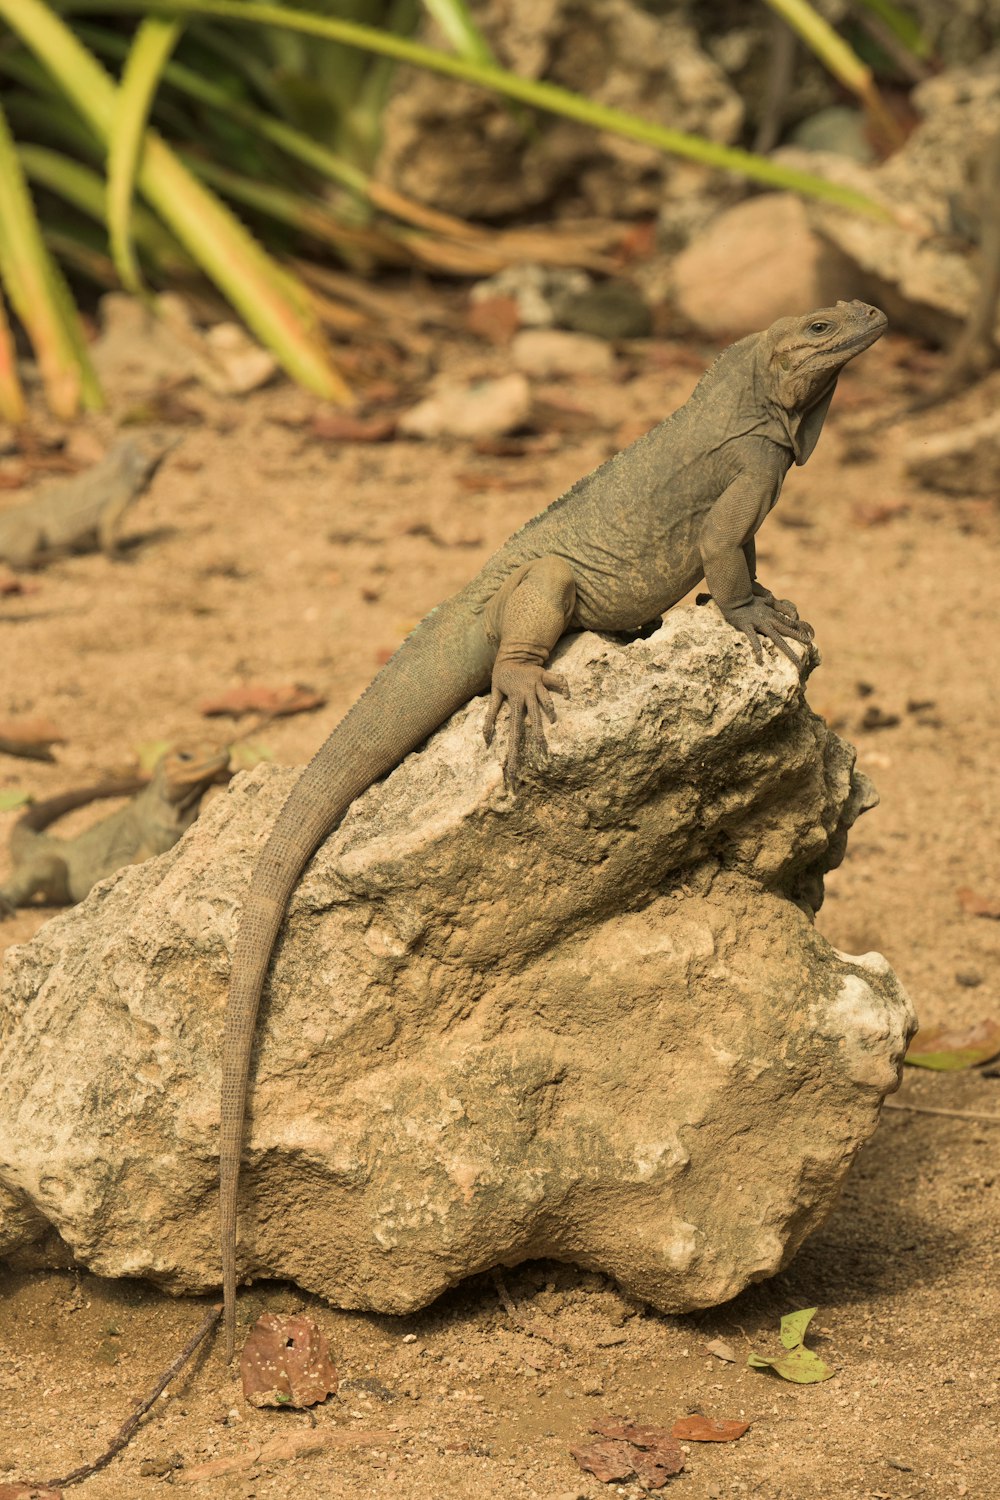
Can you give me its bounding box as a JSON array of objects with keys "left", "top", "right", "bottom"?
[
  {"left": 199, "top": 683, "right": 325, "bottom": 719},
  {"left": 702, "top": 1337, "right": 737, "bottom": 1363},
  {"left": 240, "top": 1312, "right": 338, "bottom": 1409},
  {"left": 957, "top": 886, "right": 1000, "bottom": 920},
  {"left": 851, "top": 499, "right": 909, "bottom": 527},
  {"left": 0, "top": 717, "right": 66, "bottom": 762},
  {"left": 465, "top": 295, "right": 520, "bottom": 345},
  {"left": 569, "top": 1438, "right": 637, "bottom": 1484},
  {"left": 671, "top": 1415, "right": 750, "bottom": 1442},
  {"left": 311, "top": 410, "right": 397, "bottom": 443},
  {"left": 575, "top": 1421, "right": 685, "bottom": 1489}
]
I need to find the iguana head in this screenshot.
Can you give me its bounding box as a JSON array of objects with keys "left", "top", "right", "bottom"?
[
  {"left": 764, "top": 300, "right": 887, "bottom": 463},
  {"left": 154, "top": 743, "right": 231, "bottom": 812}
]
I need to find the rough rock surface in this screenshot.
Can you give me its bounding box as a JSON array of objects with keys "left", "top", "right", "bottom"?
[
  {"left": 791, "top": 56, "right": 1000, "bottom": 346},
  {"left": 670, "top": 194, "right": 863, "bottom": 339},
  {"left": 0, "top": 608, "right": 915, "bottom": 1316},
  {"left": 905, "top": 403, "right": 1000, "bottom": 495},
  {"left": 376, "top": 0, "right": 742, "bottom": 222}
]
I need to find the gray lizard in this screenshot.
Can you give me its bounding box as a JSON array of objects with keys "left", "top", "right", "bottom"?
[
  {"left": 0, "top": 439, "right": 165, "bottom": 568},
  {"left": 220, "top": 300, "right": 887, "bottom": 1357},
  {"left": 0, "top": 743, "right": 229, "bottom": 913}
]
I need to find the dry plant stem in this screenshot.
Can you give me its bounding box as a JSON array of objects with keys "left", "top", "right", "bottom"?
[
  {"left": 30, "top": 1302, "right": 223, "bottom": 1488},
  {"left": 883, "top": 1100, "right": 1000, "bottom": 1124}
]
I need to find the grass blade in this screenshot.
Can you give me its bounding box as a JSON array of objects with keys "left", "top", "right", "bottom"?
[
  {"left": 763, "top": 0, "right": 905, "bottom": 147},
  {"left": 0, "top": 0, "right": 350, "bottom": 400},
  {"left": 109, "top": 13, "right": 184, "bottom": 294},
  {"left": 421, "top": 0, "right": 494, "bottom": 66},
  {"left": 79, "top": 21, "right": 477, "bottom": 238},
  {"left": 65, "top": 0, "right": 894, "bottom": 219},
  {"left": 0, "top": 285, "right": 27, "bottom": 424},
  {"left": 0, "top": 93, "right": 100, "bottom": 417},
  {"left": 18, "top": 143, "right": 194, "bottom": 277}
]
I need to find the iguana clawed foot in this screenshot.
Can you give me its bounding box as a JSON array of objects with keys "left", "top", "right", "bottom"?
[
  {"left": 483, "top": 661, "right": 569, "bottom": 785},
  {"left": 723, "top": 594, "right": 814, "bottom": 667}
]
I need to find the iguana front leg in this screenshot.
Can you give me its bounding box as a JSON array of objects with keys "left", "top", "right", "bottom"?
[
  {"left": 482, "top": 555, "right": 576, "bottom": 783},
  {"left": 701, "top": 480, "right": 813, "bottom": 665},
  {"left": 744, "top": 537, "right": 811, "bottom": 632}
]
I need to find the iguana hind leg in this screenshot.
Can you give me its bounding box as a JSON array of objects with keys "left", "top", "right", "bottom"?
[
  {"left": 0, "top": 852, "right": 71, "bottom": 913},
  {"left": 482, "top": 554, "right": 576, "bottom": 784}
]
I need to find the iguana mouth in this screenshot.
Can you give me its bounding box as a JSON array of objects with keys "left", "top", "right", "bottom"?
[{"left": 828, "top": 322, "right": 886, "bottom": 357}]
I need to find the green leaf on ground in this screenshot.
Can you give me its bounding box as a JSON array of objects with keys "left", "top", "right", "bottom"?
[
  {"left": 747, "top": 1307, "right": 834, "bottom": 1383},
  {"left": 229, "top": 740, "right": 273, "bottom": 771},
  {"left": 135, "top": 739, "right": 173, "bottom": 773},
  {"left": 0, "top": 788, "right": 31, "bottom": 811},
  {"left": 780, "top": 1307, "right": 818, "bottom": 1349},
  {"left": 905, "top": 1019, "right": 1000, "bottom": 1071}
]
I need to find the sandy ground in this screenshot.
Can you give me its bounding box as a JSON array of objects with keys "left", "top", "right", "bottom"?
[{"left": 0, "top": 310, "right": 998, "bottom": 1500}]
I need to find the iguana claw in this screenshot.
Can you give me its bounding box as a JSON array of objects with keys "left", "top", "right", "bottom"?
[
  {"left": 723, "top": 597, "right": 814, "bottom": 666},
  {"left": 483, "top": 663, "right": 569, "bottom": 786}
]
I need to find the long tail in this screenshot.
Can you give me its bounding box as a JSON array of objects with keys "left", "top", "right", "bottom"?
[{"left": 219, "top": 601, "right": 493, "bottom": 1359}]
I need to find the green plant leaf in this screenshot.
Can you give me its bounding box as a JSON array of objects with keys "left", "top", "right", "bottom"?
[
  {"left": 0, "top": 789, "right": 32, "bottom": 811},
  {"left": 905, "top": 1019, "right": 1000, "bottom": 1071},
  {"left": 18, "top": 143, "right": 192, "bottom": 275},
  {"left": 134, "top": 739, "right": 173, "bottom": 773},
  {"left": 108, "top": 13, "right": 184, "bottom": 294},
  {"left": 762, "top": 0, "right": 903, "bottom": 147},
  {"left": 856, "top": 0, "right": 931, "bottom": 61},
  {"left": 0, "top": 284, "right": 27, "bottom": 424},
  {"left": 63, "top": 0, "right": 894, "bottom": 220},
  {"left": 747, "top": 1307, "right": 835, "bottom": 1383},
  {"left": 780, "top": 1306, "right": 817, "bottom": 1349},
  {"left": 0, "top": 93, "right": 101, "bottom": 417},
  {"left": 0, "top": 0, "right": 350, "bottom": 401},
  {"left": 228, "top": 740, "right": 273, "bottom": 771},
  {"left": 422, "top": 0, "right": 495, "bottom": 66}
]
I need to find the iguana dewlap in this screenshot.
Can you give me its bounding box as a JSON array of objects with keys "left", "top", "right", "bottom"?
[
  {"left": 219, "top": 301, "right": 888, "bottom": 1358},
  {"left": 0, "top": 744, "right": 229, "bottom": 913}
]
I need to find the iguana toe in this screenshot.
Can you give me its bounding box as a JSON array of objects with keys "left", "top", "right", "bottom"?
[{"left": 483, "top": 664, "right": 569, "bottom": 786}]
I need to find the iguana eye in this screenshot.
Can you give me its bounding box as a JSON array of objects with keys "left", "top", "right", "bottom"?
[{"left": 809, "top": 321, "right": 830, "bottom": 333}]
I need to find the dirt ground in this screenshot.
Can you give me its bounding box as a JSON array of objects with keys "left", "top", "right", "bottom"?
[{"left": 0, "top": 305, "right": 998, "bottom": 1500}]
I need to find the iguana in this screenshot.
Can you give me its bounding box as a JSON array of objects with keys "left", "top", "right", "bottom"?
[
  {"left": 0, "top": 743, "right": 229, "bottom": 914},
  {"left": 0, "top": 439, "right": 166, "bottom": 568},
  {"left": 220, "top": 300, "right": 887, "bottom": 1357}
]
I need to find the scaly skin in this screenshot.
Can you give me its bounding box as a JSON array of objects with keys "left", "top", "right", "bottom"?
[
  {"left": 0, "top": 743, "right": 229, "bottom": 913},
  {"left": 220, "top": 301, "right": 887, "bottom": 1358}
]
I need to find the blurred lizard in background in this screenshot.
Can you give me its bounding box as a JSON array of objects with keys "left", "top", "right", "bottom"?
[
  {"left": 0, "top": 743, "right": 229, "bottom": 914},
  {"left": 0, "top": 438, "right": 168, "bottom": 568}
]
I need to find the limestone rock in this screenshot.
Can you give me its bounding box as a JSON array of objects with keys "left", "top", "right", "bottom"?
[
  {"left": 671, "top": 194, "right": 863, "bottom": 339},
  {"left": 511, "top": 329, "right": 615, "bottom": 378},
  {"left": 398, "top": 373, "right": 531, "bottom": 439},
  {"left": 376, "top": 0, "right": 742, "bottom": 221},
  {"left": 791, "top": 56, "right": 1000, "bottom": 346},
  {"left": 0, "top": 608, "right": 915, "bottom": 1317}
]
